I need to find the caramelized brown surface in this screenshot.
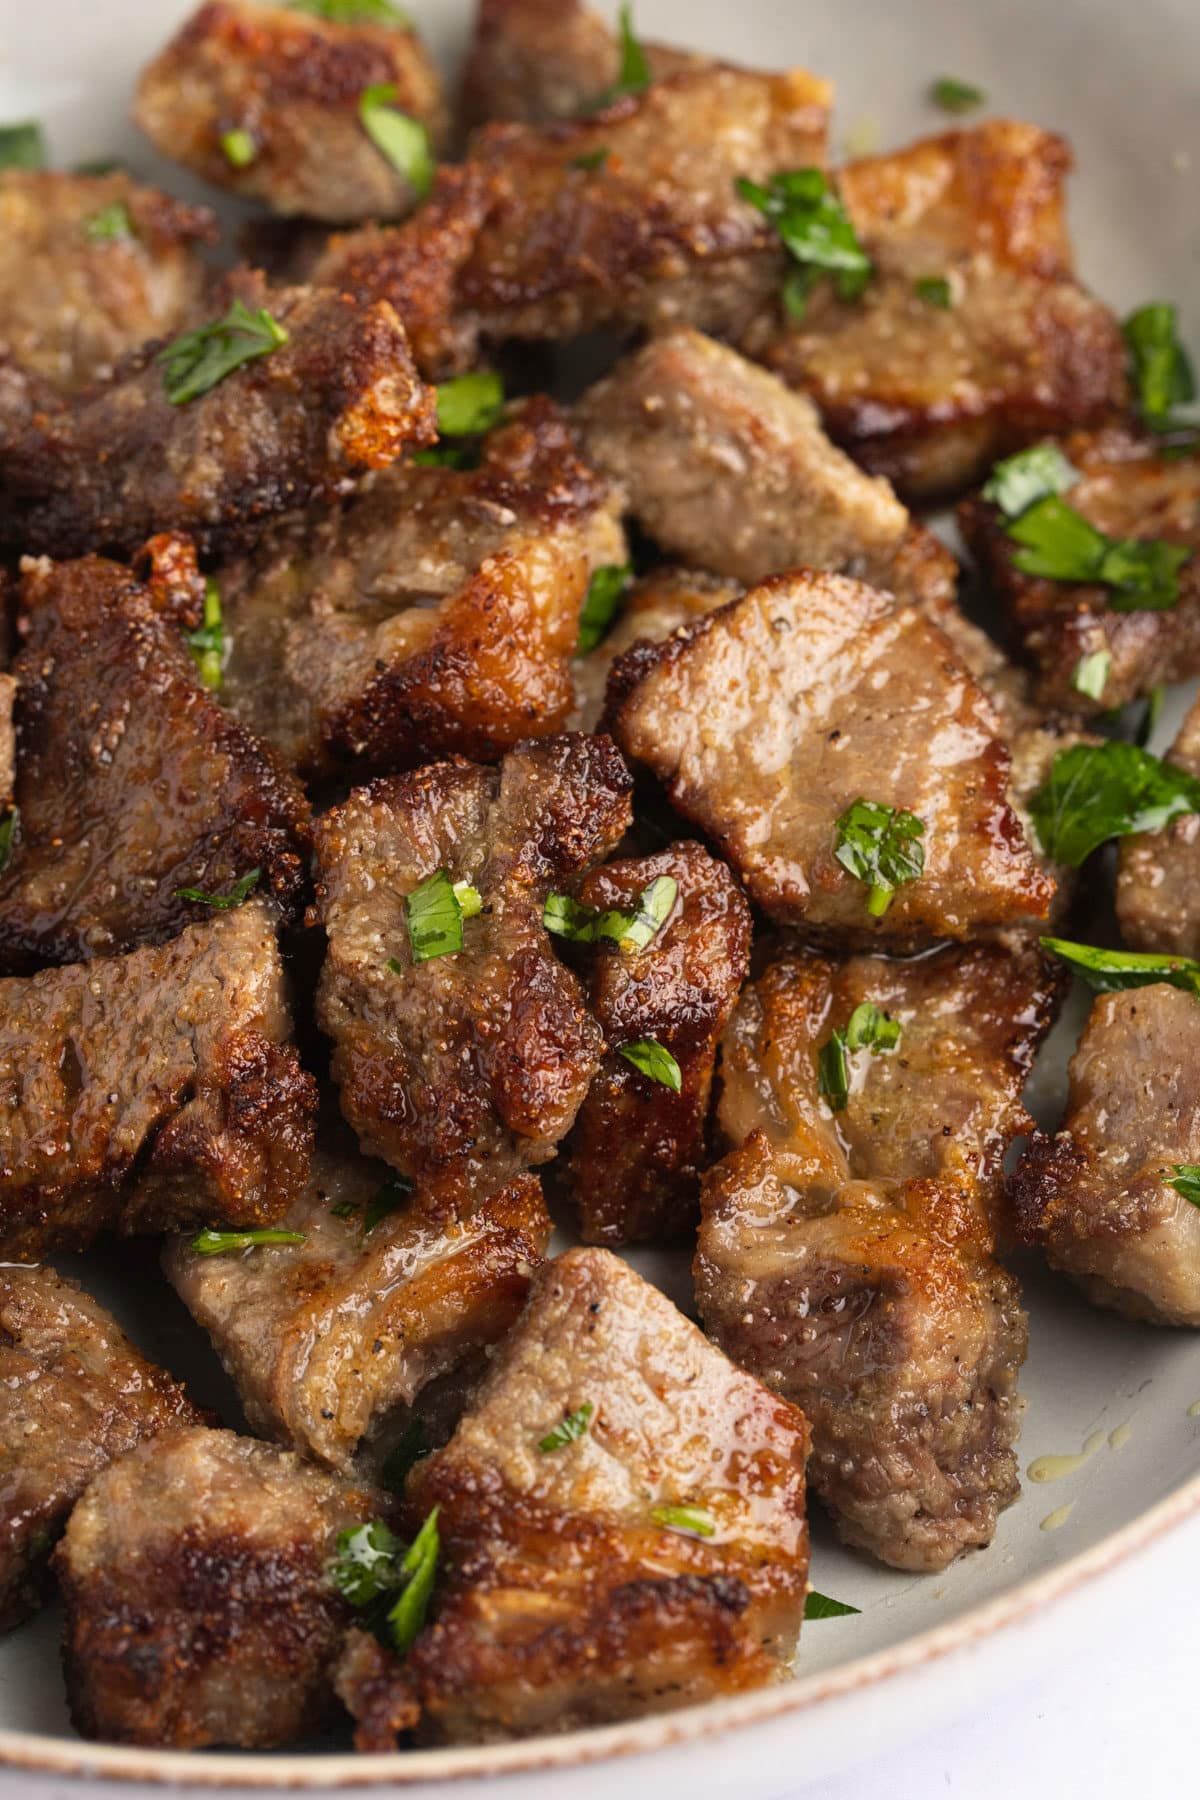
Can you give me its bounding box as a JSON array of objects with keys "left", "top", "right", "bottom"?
[
  {"left": 136, "top": 0, "right": 447, "bottom": 222},
  {"left": 336, "top": 1248, "right": 810, "bottom": 1747},
  {"left": 1117, "top": 693, "right": 1200, "bottom": 954}
]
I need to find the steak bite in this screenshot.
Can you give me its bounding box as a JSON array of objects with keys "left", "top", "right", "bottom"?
[
  {"left": 461, "top": 0, "right": 701, "bottom": 127},
  {"left": 0, "top": 171, "right": 215, "bottom": 394},
  {"left": 0, "top": 899, "right": 316, "bottom": 1259},
  {"left": 1117, "top": 694, "right": 1200, "bottom": 955},
  {"left": 55, "top": 1426, "right": 386, "bottom": 1749},
  {"left": 135, "top": 0, "right": 447, "bottom": 223},
  {"left": 458, "top": 64, "right": 831, "bottom": 346},
  {"left": 164, "top": 1140, "right": 552, "bottom": 1475},
  {"left": 0, "top": 551, "right": 310, "bottom": 972},
  {"left": 743, "top": 123, "right": 1127, "bottom": 499},
  {"left": 0, "top": 1265, "right": 203, "bottom": 1629},
  {"left": 0, "top": 275, "right": 436, "bottom": 562},
  {"left": 335, "top": 1247, "right": 811, "bottom": 1748},
  {"left": 564, "top": 842, "right": 752, "bottom": 1245},
  {"left": 218, "top": 398, "right": 624, "bottom": 779},
  {"left": 605, "top": 570, "right": 1053, "bottom": 947},
  {"left": 961, "top": 427, "right": 1200, "bottom": 716},
  {"left": 1012, "top": 984, "right": 1200, "bottom": 1327},
  {"left": 313, "top": 736, "right": 632, "bottom": 1207}
]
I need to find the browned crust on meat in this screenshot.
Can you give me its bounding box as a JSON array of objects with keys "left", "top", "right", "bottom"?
[
  {"left": 566, "top": 842, "right": 751, "bottom": 1244},
  {"left": 1117, "top": 693, "right": 1200, "bottom": 955},
  {"left": 136, "top": 0, "right": 447, "bottom": 222}
]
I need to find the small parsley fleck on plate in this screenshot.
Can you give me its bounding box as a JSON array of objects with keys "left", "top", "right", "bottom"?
[
  {"left": 186, "top": 578, "right": 225, "bottom": 690},
  {"left": 288, "top": 0, "right": 412, "bottom": 22},
  {"left": 982, "top": 443, "right": 1079, "bottom": 519},
  {"left": 1039, "top": 937, "right": 1200, "bottom": 998},
  {"left": 929, "top": 76, "right": 986, "bottom": 113},
  {"left": 1123, "top": 302, "right": 1196, "bottom": 432},
  {"left": 190, "top": 1227, "right": 306, "bottom": 1256},
  {"left": 577, "top": 563, "right": 633, "bottom": 653},
  {"left": 1166, "top": 1165, "right": 1200, "bottom": 1207},
  {"left": 86, "top": 200, "right": 133, "bottom": 242},
  {"left": 404, "top": 869, "right": 479, "bottom": 964},
  {"left": 220, "top": 126, "right": 257, "bottom": 168},
  {"left": 175, "top": 867, "right": 261, "bottom": 909},
  {"left": 544, "top": 874, "right": 677, "bottom": 952},
  {"left": 650, "top": 1503, "right": 715, "bottom": 1537},
  {"left": 817, "top": 1002, "right": 900, "bottom": 1113},
  {"left": 736, "top": 167, "right": 872, "bottom": 319},
  {"left": 805, "top": 1590, "right": 861, "bottom": 1619},
  {"left": 618, "top": 1037, "right": 682, "bottom": 1091},
  {"left": 159, "top": 300, "right": 288, "bottom": 404},
  {"left": 591, "top": 4, "right": 652, "bottom": 107},
  {"left": 1070, "top": 648, "right": 1112, "bottom": 703},
  {"left": 539, "top": 1402, "right": 595, "bottom": 1453},
  {"left": 332, "top": 1508, "right": 440, "bottom": 1655},
  {"left": 435, "top": 371, "right": 505, "bottom": 438},
  {"left": 914, "top": 275, "right": 952, "bottom": 309},
  {"left": 833, "top": 799, "right": 926, "bottom": 917},
  {"left": 359, "top": 84, "right": 434, "bottom": 197},
  {"left": 0, "top": 121, "right": 46, "bottom": 169}
]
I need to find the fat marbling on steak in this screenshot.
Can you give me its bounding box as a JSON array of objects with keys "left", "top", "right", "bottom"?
[
  {"left": 335, "top": 1247, "right": 811, "bottom": 1747},
  {"left": 0, "top": 1265, "right": 203, "bottom": 1629},
  {"left": 0, "top": 898, "right": 316, "bottom": 1258}
]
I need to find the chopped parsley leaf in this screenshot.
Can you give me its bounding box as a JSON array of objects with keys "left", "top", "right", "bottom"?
[
  {"left": 1029, "top": 742, "right": 1200, "bottom": 866},
  {"left": 359, "top": 84, "right": 434, "bottom": 197},
  {"left": 930, "top": 76, "right": 985, "bottom": 113},
  {"left": 159, "top": 299, "right": 288, "bottom": 404},
  {"left": 736, "top": 167, "right": 872, "bottom": 319},
  {"left": 1069, "top": 648, "right": 1112, "bottom": 703},
  {"left": 618, "top": 1037, "right": 682, "bottom": 1091},
  {"left": 650, "top": 1503, "right": 715, "bottom": 1537},
  {"left": 1039, "top": 937, "right": 1200, "bottom": 998},
  {"left": 1166, "top": 1165, "right": 1200, "bottom": 1207},
  {"left": 220, "top": 127, "right": 257, "bottom": 168},
  {"left": 1123, "top": 302, "right": 1196, "bottom": 432},
  {"left": 833, "top": 798, "right": 925, "bottom": 917},
  {"left": 0, "top": 121, "right": 46, "bottom": 169},
  {"left": 914, "top": 275, "right": 952, "bottom": 309},
  {"left": 805, "top": 1590, "right": 861, "bottom": 1619},
  {"left": 576, "top": 563, "right": 633, "bottom": 653},
  {"left": 86, "top": 200, "right": 133, "bottom": 242},
  {"left": 539, "top": 1402, "right": 594, "bottom": 1453},
  {"left": 175, "top": 867, "right": 261, "bottom": 909},
  {"left": 190, "top": 1227, "right": 306, "bottom": 1256},
  {"left": 186, "top": 578, "right": 225, "bottom": 690},
  {"left": 981, "top": 444, "right": 1079, "bottom": 519},
  {"left": 543, "top": 874, "right": 677, "bottom": 952}
]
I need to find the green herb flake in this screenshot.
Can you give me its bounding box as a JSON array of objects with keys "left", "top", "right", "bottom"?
[
  {"left": 331, "top": 1519, "right": 403, "bottom": 1607},
  {"left": 1039, "top": 937, "right": 1200, "bottom": 998},
  {"left": 981, "top": 444, "right": 1079, "bottom": 519},
  {"left": 1123, "top": 303, "right": 1196, "bottom": 432},
  {"left": 805, "top": 1590, "right": 861, "bottom": 1619},
  {"left": 539, "top": 1402, "right": 594, "bottom": 1453},
  {"left": 86, "top": 200, "right": 134, "bottom": 242},
  {"left": 220, "top": 126, "right": 257, "bottom": 169},
  {"left": 380, "top": 1418, "right": 431, "bottom": 1490},
  {"left": 1137, "top": 684, "right": 1165, "bottom": 749},
  {"left": 1166, "top": 1165, "right": 1200, "bottom": 1208},
  {"left": 363, "top": 1172, "right": 414, "bottom": 1234},
  {"left": 833, "top": 798, "right": 926, "bottom": 917},
  {"left": 159, "top": 299, "right": 288, "bottom": 405},
  {"left": 405, "top": 868, "right": 471, "bottom": 963},
  {"left": 1006, "top": 495, "right": 1191, "bottom": 613},
  {"left": 186, "top": 577, "right": 226, "bottom": 690},
  {"left": 288, "top": 0, "right": 413, "bottom": 22},
  {"left": 571, "top": 147, "right": 610, "bottom": 171},
  {"left": 434, "top": 371, "right": 505, "bottom": 439},
  {"left": 359, "top": 84, "right": 434, "bottom": 197},
  {"left": 930, "top": 76, "right": 986, "bottom": 114},
  {"left": 190, "top": 1227, "right": 306, "bottom": 1257},
  {"left": 650, "top": 1503, "right": 715, "bottom": 1538},
  {"left": 618, "top": 1037, "right": 682, "bottom": 1091},
  {"left": 818, "top": 1003, "right": 900, "bottom": 1114},
  {"left": 331, "top": 1506, "right": 439, "bottom": 1655},
  {"left": 1070, "top": 648, "right": 1112, "bottom": 703},
  {"left": 1029, "top": 742, "right": 1200, "bottom": 867},
  {"left": 0, "top": 121, "right": 47, "bottom": 170},
  {"left": 817, "top": 1030, "right": 849, "bottom": 1113},
  {"left": 543, "top": 874, "right": 677, "bottom": 953},
  {"left": 577, "top": 562, "right": 633, "bottom": 653},
  {"left": 0, "top": 808, "right": 16, "bottom": 873},
  {"left": 176, "top": 867, "right": 261, "bottom": 910},
  {"left": 736, "top": 167, "right": 872, "bottom": 319},
  {"left": 914, "top": 275, "right": 952, "bottom": 309},
  {"left": 844, "top": 1001, "right": 901, "bottom": 1052},
  {"left": 74, "top": 157, "right": 124, "bottom": 177},
  {"left": 591, "top": 4, "right": 652, "bottom": 108},
  {"left": 386, "top": 1506, "right": 440, "bottom": 1655}
]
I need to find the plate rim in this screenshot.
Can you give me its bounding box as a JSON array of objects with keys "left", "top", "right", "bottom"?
[{"left": 4, "top": 1461, "right": 1198, "bottom": 1789}]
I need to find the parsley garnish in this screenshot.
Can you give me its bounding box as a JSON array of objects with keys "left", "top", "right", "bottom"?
[
  {"left": 359, "top": 85, "right": 434, "bottom": 197},
  {"left": 186, "top": 577, "right": 225, "bottom": 690},
  {"left": 75, "top": 157, "right": 124, "bottom": 176},
  {"left": 930, "top": 76, "right": 985, "bottom": 113},
  {"left": 403, "top": 869, "right": 480, "bottom": 964},
  {"left": 0, "top": 808, "right": 16, "bottom": 872},
  {"left": 1039, "top": 937, "right": 1200, "bottom": 998},
  {"left": 539, "top": 1402, "right": 594, "bottom": 1453},
  {"left": 572, "top": 147, "right": 610, "bottom": 171},
  {"left": 0, "top": 122, "right": 46, "bottom": 169},
  {"left": 1007, "top": 496, "right": 1190, "bottom": 612},
  {"left": 1167, "top": 1165, "right": 1200, "bottom": 1208},
  {"left": 363, "top": 1172, "right": 413, "bottom": 1233},
  {"left": 176, "top": 868, "right": 261, "bottom": 909},
  {"left": 435, "top": 371, "right": 505, "bottom": 437},
  {"left": 618, "top": 1038, "right": 682, "bottom": 1091},
  {"left": 914, "top": 275, "right": 952, "bottom": 309},
  {"left": 982, "top": 444, "right": 1079, "bottom": 519},
  {"left": 159, "top": 299, "right": 288, "bottom": 405},
  {"left": 288, "top": 0, "right": 413, "bottom": 22},
  {"left": 380, "top": 1418, "right": 430, "bottom": 1491},
  {"left": 544, "top": 874, "right": 676, "bottom": 952},
  {"left": 1030, "top": 742, "right": 1200, "bottom": 866},
  {"left": 1137, "top": 684, "right": 1165, "bottom": 749},
  {"left": 190, "top": 1227, "right": 306, "bottom": 1256},
  {"left": 833, "top": 799, "right": 925, "bottom": 917},
  {"left": 86, "top": 201, "right": 133, "bottom": 242},
  {"left": 1070, "top": 648, "right": 1111, "bottom": 703},
  {"left": 591, "top": 4, "right": 652, "bottom": 108},
  {"left": 220, "top": 127, "right": 257, "bottom": 168},
  {"left": 817, "top": 1002, "right": 900, "bottom": 1114},
  {"left": 332, "top": 1508, "right": 440, "bottom": 1656},
  {"left": 805, "top": 1590, "right": 861, "bottom": 1619},
  {"left": 1123, "top": 303, "right": 1196, "bottom": 433},
  {"left": 576, "top": 563, "right": 633, "bottom": 653},
  {"left": 736, "top": 168, "right": 872, "bottom": 320},
  {"left": 651, "top": 1503, "right": 715, "bottom": 1537}
]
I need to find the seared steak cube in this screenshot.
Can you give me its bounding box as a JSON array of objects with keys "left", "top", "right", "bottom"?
[
  {"left": 458, "top": 65, "right": 831, "bottom": 345},
  {"left": 336, "top": 1248, "right": 811, "bottom": 1747},
  {"left": 744, "top": 123, "right": 1127, "bottom": 499},
  {"left": 1012, "top": 984, "right": 1200, "bottom": 1326},
  {"left": 219, "top": 398, "right": 625, "bottom": 778},
  {"left": 0, "top": 899, "right": 316, "bottom": 1258},
  {"left": 0, "top": 275, "right": 436, "bottom": 562},
  {"left": 1117, "top": 693, "right": 1200, "bottom": 955},
  {"left": 313, "top": 736, "right": 632, "bottom": 1206},
  {"left": 0, "top": 1266, "right": 202, "bottom": 1628},
  {"left": 565, "top": 842, "right": 751, "bottom": 1244},
  {"left": 136, "top": 0, "right": 447, "bottom": 223},
  {"left": 0, "top": 171, "right": 214, "bottom": 393},
  {"left": 961, "top": 427, "right": 1200, "bottom": 716},
  {"left": 0, "top": 551, "right": 310, "bottom": 972},
  {"left": 55, "top": 1426, "right": 386, "bottom": 1748},
  {"left": 605, "top": 570, "right": 1052, "bottom": 946},
  {"left": 164, "top": 1141, "right": 552, "bottom": 1474}
]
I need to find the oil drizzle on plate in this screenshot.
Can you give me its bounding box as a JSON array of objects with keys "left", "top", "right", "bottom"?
[
  {"left": 1188, "top": 1399, "right": 1200, "bottom": 1418},
  {"left": 1027, "top": 1429, "right": 1106, "bottom": 1483},
  {"left": 1108, "top": 1422, "right": 1132, "bottom": 1450},
  {"left": 1040, "top": 1501, "right": 1075, "bottom": 1532}
]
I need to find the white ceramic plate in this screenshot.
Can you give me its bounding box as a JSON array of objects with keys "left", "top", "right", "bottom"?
[{"left": 0, "top": 1, "right": 1198, "bottom": 1793}]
